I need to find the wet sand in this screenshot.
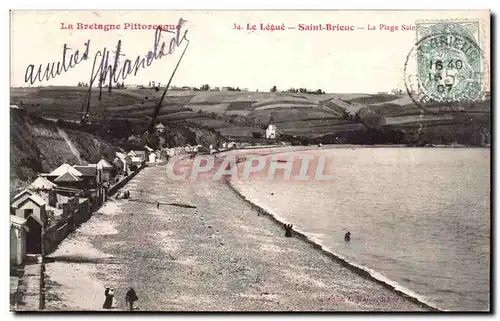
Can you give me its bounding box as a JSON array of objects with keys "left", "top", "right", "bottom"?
[{"left": 45, "top": 160, "right": 430, "bottom": 311}]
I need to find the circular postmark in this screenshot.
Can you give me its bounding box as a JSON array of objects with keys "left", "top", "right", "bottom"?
[{"left": 404, "top": 27, "right": 485, "bottom": 111}]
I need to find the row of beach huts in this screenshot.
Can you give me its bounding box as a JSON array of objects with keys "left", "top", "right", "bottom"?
[
  {"left": 10, "top": 140, "right": 247, "bottom": 268},
  {"left": 9, "top": 146, "right": 162, "bottom": 268}
]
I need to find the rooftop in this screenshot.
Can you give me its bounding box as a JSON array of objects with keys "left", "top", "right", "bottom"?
[
  {"left": 10, "top": 215, "right": 27, "bottom": 226},
  {"left": 97, "top": 159, "right": 113, "bottom": 169},
  {"left": 73, "top": 165, "right": 97, "bottom": 177},
  {"left": 54, "top": 172, "right": 82, "bottom": 183},
  {"left": 13, "top": 189, "right": 34, "bottom": 201},
  {"left": 29, "top": 176, "right": 57, "bottom": 190},
  {"left": 49, "top": 163, "right": 83, "bottom": 177}
]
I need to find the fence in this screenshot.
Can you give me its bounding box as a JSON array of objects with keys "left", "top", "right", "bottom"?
[{"left": 107, "top": 164, "right": 144, "bottom": 196}]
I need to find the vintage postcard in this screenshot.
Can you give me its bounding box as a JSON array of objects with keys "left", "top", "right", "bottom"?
[{"left": 9, "top": 10, "right": 490, "bottom": 312}]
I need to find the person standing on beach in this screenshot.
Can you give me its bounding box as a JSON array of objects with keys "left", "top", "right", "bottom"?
[
  {"left": 157, "top": 201, "right": 160, "bottom": 209},
  {"left": 125, "top": 287, "right": 138, "bottom": 311},
  {"left": 103, "top": 286, "right": 115, "bottom": 309}
]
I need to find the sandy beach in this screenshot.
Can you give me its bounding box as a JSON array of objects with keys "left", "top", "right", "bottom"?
[{"left": 44, "top": 158, "right": 431, "bottom": 311}]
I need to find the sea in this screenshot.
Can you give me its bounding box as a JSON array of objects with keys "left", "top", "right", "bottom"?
[{"left": 231, "top": 147, "right": 490, "bottom": 311}]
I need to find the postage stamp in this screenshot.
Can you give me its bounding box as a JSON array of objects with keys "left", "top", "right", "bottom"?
[{"left": 404, "top": 20, "right": 486, "bottom": 107}]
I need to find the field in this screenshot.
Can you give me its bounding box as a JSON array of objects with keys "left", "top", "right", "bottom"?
[{"left": 10, "top": 87, "right": 490, "bottom": 139}]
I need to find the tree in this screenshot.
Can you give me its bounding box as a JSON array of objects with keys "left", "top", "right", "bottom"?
[
  {"left": 270, "top": 85, "right": 277, "bottom": 93},
  {"left": 252, "top": 132, "right": 263, "bottom": 139}
]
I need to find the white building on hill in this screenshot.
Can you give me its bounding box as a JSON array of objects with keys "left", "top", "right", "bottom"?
[
  {"left": 155, "top": 123, "right": 166, "bottom": 133},
  {"left": 266, "top": 124, "right": 277, "bottom": 139}
]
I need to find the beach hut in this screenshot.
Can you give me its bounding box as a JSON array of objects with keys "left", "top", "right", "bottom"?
[
  {"left": 10, "top": 216, "right": 28, "bottom": 266},
  {"left": 29, "top": 176, "right": 57, "bottom": 191},
  {"left": 96, "top": 158, "right": 114, "bottom": 182}
]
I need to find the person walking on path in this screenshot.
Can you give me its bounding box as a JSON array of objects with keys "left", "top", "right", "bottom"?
[
  {"left": 157, "top": 201, "right": 160, "bottom": 209},
  {"left": 125, "top": 287, "right": 138, "bottom": 311}
]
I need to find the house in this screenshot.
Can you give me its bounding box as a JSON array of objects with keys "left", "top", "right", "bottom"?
[
  {"left": 45, "top": 163, "right": 83, "bottom": 180},
  {"left": 73, "top": 165, "right": 106, "bottom": 205},
  {"left": 12, "top": 194, "right": 47, "bottom": 225},
  {"left": 155, "top": 123, "right": 166, "bottom": 133},
  {"left": 126, "top": 151, "right": 146, "bottom": 166},
  {"left": 11, "top": 194, "right": 47, "bottom": 254},
  {"left": 113, "top": 152, "right": 129, "bottom": 174},
  {"left": 197, "top": 146, "right": 209, "bottom": 154},
  {"left": 29, "top": 176, "right": 57, "bottom": 191},
  {"left": 266, "top": 124, "right": 277, "bottom": 139},
  {"left": 129, "top": 157, "right": 143, "bottom": 167},
  {"left": 133, "top": 150, "right": 147, "bottom": 162},
  {"left": 53, "top": 171, "right": 83, "bottom": 190},
  {"left": 184, "top": 145, "right": 193, "bottom": 153},
  {"left": 113, "top": 157, "right": 126, "bottom": 176},
  {"left": 148, "top": 153, "right": 157, "bottom": 163},
  {"left": 42, "top": 163, "right": 84, "bottom": 190},
  {"left": 164, "top": 148, "right": 176, "bottom": 157},
  {"left": 96, "top": 158, "right": 113, "bottom": 182},
  {"left": 73, "top": 165, "right": 101, "bottom": 187},
  {"left": 145, "top": 145, "right": 154, "bottom": 153},
  {"left": 10, "top": 216, "right": 28, "bottom": 266},
  {"left": 12, "top": 189, "right": 34, "bottom": 207}
]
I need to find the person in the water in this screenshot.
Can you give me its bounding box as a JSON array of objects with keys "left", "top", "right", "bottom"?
[{"left": 344, "top": 231, "right": 351, "bottom": 242}]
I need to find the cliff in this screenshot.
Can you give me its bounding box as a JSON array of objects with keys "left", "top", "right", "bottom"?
[{"left": 10, "top": 109, "right": 119, "bottom": 196}]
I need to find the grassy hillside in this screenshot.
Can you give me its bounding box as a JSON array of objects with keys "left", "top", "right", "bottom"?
[{"left": 10, "top": 86, "right": 490, "bottom": 142}]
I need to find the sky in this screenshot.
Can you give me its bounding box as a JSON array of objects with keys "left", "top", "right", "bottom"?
[{"left": 10, "top": 10, "right": 491, "bottom": 93}]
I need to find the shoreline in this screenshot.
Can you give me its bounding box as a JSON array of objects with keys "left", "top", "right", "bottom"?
[
  {"left": 216, "top": 144, "right": 489, "bottom": 155},
  {"left": 43, "top": 163, "right": 433, "bottom": 311},
  {"left": 226, "top": 182, "right": 442, "bottom": 312}
]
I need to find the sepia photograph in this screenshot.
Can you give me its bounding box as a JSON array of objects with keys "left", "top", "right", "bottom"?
[{"left": 9, "top": 10, "right": 491, "bottom": 312}]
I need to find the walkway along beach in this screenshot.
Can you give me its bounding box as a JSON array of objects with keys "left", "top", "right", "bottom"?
[{"left": 43, "top": 159, "right": 434, "bottom": 311}]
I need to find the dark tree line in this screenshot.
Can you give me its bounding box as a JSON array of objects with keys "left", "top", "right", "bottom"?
[{"left": 270, "top": 85, "right": 325, "bottom": 94}]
